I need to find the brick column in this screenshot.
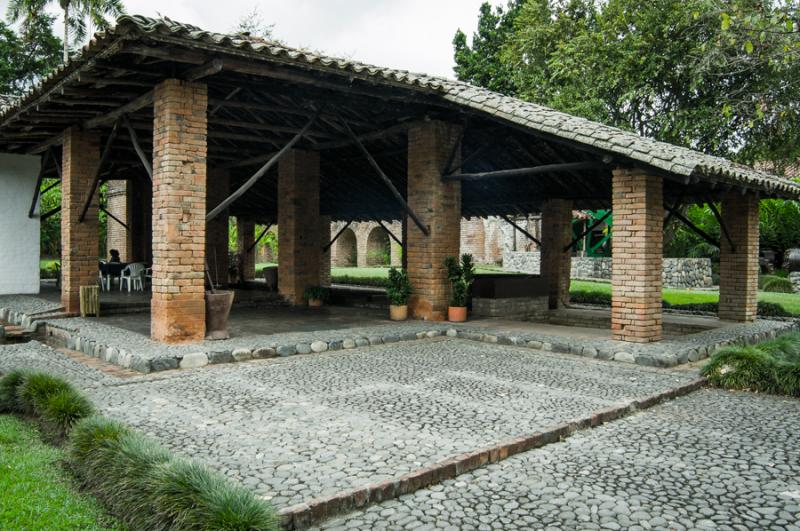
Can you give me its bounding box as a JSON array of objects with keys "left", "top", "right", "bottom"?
[
  {"left": 320, "top": 216, "right": 332, "bottom": 287},
  {"left": 151, "top": 79, "right": 207, "bottom": 343},
  {"left": 237, "top": 219, "right": 255, "bottom": 281},
  {"left": 106, "top": 180, "right": 132, "bottom": 262},
  {"left": 611, "top": 169, "right": 663, "bottom": 342},
  {"left": 540, "top": 199, "right": 573, "bottom": 309},
  {"left": 719, "top": 193, "right": 759, "bottom": 321},
  {"left": 206, "top": 169, "right": 230, "bottom": 287},
  {"left": 407, "top": 120, "right": 462, "bottom": 320},
  {"left": 61, "top": 127, "right": 100, "bottom": 313},
  {"left": 278, "top": 150, "right": 321, "bottom": 304}
]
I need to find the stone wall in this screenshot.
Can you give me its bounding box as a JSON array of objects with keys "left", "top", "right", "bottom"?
[
  {"left": 472, "top": 296, "right": 548, "bottom": 319},
  {"left": 503, "top": 251, "right": 713, "bottom": 289}
]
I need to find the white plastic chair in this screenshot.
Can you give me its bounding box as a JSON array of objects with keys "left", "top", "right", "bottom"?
[{"left": 120, "top": 262, "right": 146, "bottom": 292}]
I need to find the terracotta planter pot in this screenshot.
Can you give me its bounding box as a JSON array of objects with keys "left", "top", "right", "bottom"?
[
  {"left": 308, "top": 298, "right": 323, "bottom": 308},
  {"left": 389, "top": 304, "right": 408, "bottom": 321},
  {"left": 205, "top": 290, "right": 235, "bottom": 340},
  {"left": 448, "top": 306, "right": 467, "bottom": 322}
]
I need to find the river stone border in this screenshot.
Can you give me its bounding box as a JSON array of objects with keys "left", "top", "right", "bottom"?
[
  {"left": 278, "top": 377, "right": 707, "bottom": 530},
  {"left": 2, "top": 303, "right": 798, "bottom": 374}
]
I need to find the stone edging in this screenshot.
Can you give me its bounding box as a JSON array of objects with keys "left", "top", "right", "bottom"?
[{"left": 277, "top": 377, "right": 707, "bottom": 530}]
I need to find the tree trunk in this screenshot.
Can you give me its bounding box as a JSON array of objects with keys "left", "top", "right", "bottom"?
[{"left": 62, "top": 2, "right": 70, "bottom": 63}]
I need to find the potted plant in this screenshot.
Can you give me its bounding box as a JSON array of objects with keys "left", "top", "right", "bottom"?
[
  {"left": 304, "top": 286, "right": 330, "bottom": 308},
  {"left": 387, "top": 267, "right": 412, "bottom": 320},
  {"left": 444, "top": 254, "right": 475, "bottom": 322}
]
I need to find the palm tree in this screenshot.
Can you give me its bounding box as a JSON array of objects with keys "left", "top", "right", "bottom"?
[{"left": 8, "top": 0, "right": 125, "bottom": 63}]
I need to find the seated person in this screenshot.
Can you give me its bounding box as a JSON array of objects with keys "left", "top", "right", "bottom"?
[{"left": 109, "top": 249, "right": 121, "bottom": 263}]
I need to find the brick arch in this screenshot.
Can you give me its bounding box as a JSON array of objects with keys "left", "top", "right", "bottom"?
[
  {"left": 366, "top": 226, "right": 391, "bottom": 266},
  {"left": 333, "top": 227, "right": 357, "bottom": 267}
]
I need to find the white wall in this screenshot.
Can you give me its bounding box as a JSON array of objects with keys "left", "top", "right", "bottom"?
[{"left": 0, "top": 153, "right": 41, "bottom": 295}]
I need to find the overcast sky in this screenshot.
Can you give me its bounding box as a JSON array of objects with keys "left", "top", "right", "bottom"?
[{"left": 0, "top": 0, "right": 504, "bottom": 78}]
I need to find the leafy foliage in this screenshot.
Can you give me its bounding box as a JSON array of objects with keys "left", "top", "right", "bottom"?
[
  {"left": 455, "top": 0, "right": 800, "bottom": 165},
  {"left": 386, "top": 267, "right": 412, "bottom": 305},
  {"left": 759, "top": 274, "right": 794, "bottom": 293},
  {"left": 0, "top": 15, "right": 61, "bottom": 96},
  {"left": 445, "top": 254, "right": 475, "bottom": 307},
  {"left": 702, "top": 332, "right": 800, "bottom": 396},
  {"left": 303, "top": 285, "right": 330, "bottom": 302}
]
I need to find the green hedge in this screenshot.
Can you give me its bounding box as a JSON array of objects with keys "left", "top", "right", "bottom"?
[
  {"left": 702, "top": 332, "right": 800, "bottom": 396},
  {"left": 0, "top": 370, "right": 279, "bottom": 531},
  {"left": 759, "top": 275, "right": 795, "bottom": 293},
  {"left": 331, "top": 274, "right": 390, "bottom": 288}
]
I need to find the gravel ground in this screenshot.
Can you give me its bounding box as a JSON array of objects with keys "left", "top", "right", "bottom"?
[
  {"left": 313, "top": 388, "right": 800, "bottom": 531},
  {"left": 0, "top": 338, "right": 696, "bottom": 511}
]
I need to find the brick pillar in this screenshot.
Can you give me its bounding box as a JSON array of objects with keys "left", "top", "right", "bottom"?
[
  {"left": 106, "top": 180, "right": 132, "bottom": 262},
  {"left": 237, "top": 219, "right": 255, "bottom": 281},
  {"left": 61, "top": 127, "right": 100, "bottom": 314},
  {"left": 611, "top": 169, "right": 663, "bottom": 343},
  {"left": 407, "top": 120, "right": 462, "bottom": 320},
  {"left": 320, "top": 216, "right": 331, "bottom": 287},
  {"left": 540, "top": 200, "right": 573, "bottom": 309},
  {"left": 205, "top": 169, "right": 230, "bottom": 287},
  {"left": 719, "top": 193, "right": 759, "bottom": 321},
  {"left": 151, "top": 79, "right": 207, "bottom": 343},
  {"left": 278, "top": 150, "right": 321, "bottom": 305}
]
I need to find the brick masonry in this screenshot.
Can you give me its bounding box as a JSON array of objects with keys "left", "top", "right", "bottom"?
[
  {"left": 320, "top": 216, "right": 332, "bottom": 287},
  {"left": 237, "top": 219, "right": 256, "bottom": 282},
  {"left": 406, "top": 120, "right": 462, "bottom": 320},
  {"left": 61, "top": 127, "right": 100, "bottom": 314},
  {"left": 540, "top": 199, "right": 572, "bottom": 309},
  {"left": 106, "top": 180, "right": 132, "bottom": 262},
  {"left": 150, "top": 79, "right": 207, "bottom": 343},
  {"left": 611, "top": 169, "right": 663, "bottom": 343},
  {"left": 719, "top": 192, "right": 759, "bottom": 322},
  {"left": 206, "top": 169, "right": 230, "bottom": 286},
  {"left": 278, "top": 150, "right": 321, "bottom": 305}
]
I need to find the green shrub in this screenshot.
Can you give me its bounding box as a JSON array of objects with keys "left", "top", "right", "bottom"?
[
  {"left": 16, "top": 373, "right": 71, "bottom": 415},
  {"left": 702, "top": 333, "right": 800, "bottom": 396},
  {"left": 759, "top": 275, "right": 795, "bottom": 293},
  {"left": 386, "top": 267, "right": 412, "bottom": 305},
  {"left": 570, "top": 290, "right": 612, "bottom": 306},
  {"left": 331, "top": 275, "right": 389, "bottom": 288},
  {"left": 757, "top": 301, "right": 793, "bottom": 318},
  {"left": 303, "top": 285, "right": 330, "bottom": 302},
  {"left": 38, "top": 388, "right": 95, "bottom": 436},
  {"left": 0, "top": 369, "right": 32, "bottom": 412},
  {"left": 152, "top": 459, "right": 278, "bottom": 531}
]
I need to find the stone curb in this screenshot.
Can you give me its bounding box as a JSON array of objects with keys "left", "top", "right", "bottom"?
[{"left": 277, "top": 377, "right": 707, "bottom": 530}]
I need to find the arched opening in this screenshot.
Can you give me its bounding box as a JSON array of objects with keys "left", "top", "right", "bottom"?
[
  {"left": 366, "top": 227, "right": 391, "bottom": 266},
  {"left": 333, "top": 228, "right": 357, "bottom": 266}
]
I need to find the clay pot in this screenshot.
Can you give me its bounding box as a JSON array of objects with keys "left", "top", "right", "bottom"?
[
  {"left": 448, "top": 306, "right": 467, "bottom": 322},
  {"left": 205, "top": 290, "right": 235, "bottom": 340},
  {"left": 308, "top": 298, "right": 323, "bottom": 308},
  {"left": 389, "top": 304, "right": 408, "bottom": 321}
]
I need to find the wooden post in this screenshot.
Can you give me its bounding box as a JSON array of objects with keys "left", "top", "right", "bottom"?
[{"left": 79, "top": 285, "right": 100, "bottom": 317}]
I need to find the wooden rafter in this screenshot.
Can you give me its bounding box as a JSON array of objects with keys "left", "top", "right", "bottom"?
[
  {"left": 122, "top": 114, "right": 152, "bottom": 181},
  {"left": 79, "top": 119, "right": 121, "bottom": 222},
  {"left": 323, "top": 221, "right": 352, "bottom": 252},
  {"left": 500, "top": 214, "right": 541, "bottom": 246},
  {"left": 247, "top": 224, "right": 272, "bottom": 254},
  {"left": 564, "top": 210, "right": 612, "bottom": 252},
  {"left": 443, "top": 161, "right": 607, "bottom": 182},
  {"left": 665, "top": 204, "right": 720, "bottom": 249},
  {"left": 376, "top": 219, "right": 402, "bottom": 247}
]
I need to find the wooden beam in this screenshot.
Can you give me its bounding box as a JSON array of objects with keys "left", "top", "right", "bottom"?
[
  {"left": 247, "top": 224, "right": 273, "bottom": 254},
  {"left": 40, "top": 179, "right": 61, "bottom": 195},
  {"left": 184, "top": 59, "right": 224, "bottom": 81},
  {"left": 84, "top": 90, "right": 153, "bottom": 130},
  {"left": 122, "top": 114, "right": 152, "bottom": 181},
  {"left": 26, "top": 132, "right": 63, "bottom": 155},
  {"left": 40, "top": 206, "right": 61, "bottom": 221},
  {"left": 665, "top": 204, "right": 720, "bottom": 249},
  {"left": 564, "top": 210, "right": 612, "bottom": 252},
  {"left": 499, "top": 214, "right": 541, "bottom": 246},
  {"left": 28, "top": 155, "right": 47, "bottom": 218},
  {"left": 443, "top": 161, "right": 607, "bottom": 182},
  {"left": 376, "top": 219, "right": 402, "bottom": 247},
  {"left": 79, "top": 119, "right": 120, "bottom": 222},
  {"left": 323, "top": 220, "right": 352, "bottom": 252},
  {"left": 100, "top": 205, "right": 129, "bottom": 231},
  {"left": 337, "top": 113, "right": 429, "bottom": 236},
  {"left": 705, "top": 199, "right": 736, "bottom": 253},
  {"left": 315, "top": 122, "right": 409, "bottom": 150},
  {"left": 206, "top": 108, "right": 323, "bottom": 221},
  {"left": 210, "top": 117, "right": 332, "bottom": 138},
  {"left": 219, "top": 152, "right": 277, "bottom": 170},
  {"left": 210, "top": 87, "right": 241, "bottom": 117}
]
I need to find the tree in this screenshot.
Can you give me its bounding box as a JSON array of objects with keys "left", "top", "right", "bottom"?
[
  {"left": 7, "top": 0, "right": 125, "bottom": 63},
  {"left": 232, "top": 6, "right": 274, "bottom": 40},
  {"left": 0, "top": 14, "right": 61, "bottom": 96},
  {"left": 455, "top": 0, "right": 800, "bottom": 166}
]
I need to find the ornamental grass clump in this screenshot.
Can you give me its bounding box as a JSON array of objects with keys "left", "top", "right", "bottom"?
[
  {"left": 38, "top": 387, "right": 95, "bottom": 437},
  {"left": 16, "top": 372, "right": 72, "bottom": 416},
  {"left": 0, "top": 369, "right": 31, "bottom": 412},
  {"left": 702, "top": 333, "right": 800, "bottom": 396}
]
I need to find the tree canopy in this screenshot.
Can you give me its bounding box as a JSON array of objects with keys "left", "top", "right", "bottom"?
[
  {"left": 0, "top": 14, "right": 61, "bottom": 97},
  {"left": 454, "top": 0, "right": 800, "bottom": 166}
]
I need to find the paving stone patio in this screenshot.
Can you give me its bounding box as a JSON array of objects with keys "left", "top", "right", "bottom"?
[
  {"left": 312, "top": 388, "right": 800, "bottom": 531},
  {"left": 0, "top": 338, "right": 697, "bottom": 513}
]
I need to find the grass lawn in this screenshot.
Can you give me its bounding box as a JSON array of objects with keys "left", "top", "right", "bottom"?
[
  {"left": 571, "top": 279, "right": 800, "bottom": 314},
  {"left": 256, "top": 262, "right": 278, "bottom": 272},
  {"left": 0, "top": 415, "right": 121, "bottom": 530},
  {"left": 40, "top": 259, "right": 59, "bottom": 270}
]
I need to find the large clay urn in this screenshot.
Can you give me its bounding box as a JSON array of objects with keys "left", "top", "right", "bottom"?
[{"left": 205, "top": 290, "right": 235, "bottom": 340}]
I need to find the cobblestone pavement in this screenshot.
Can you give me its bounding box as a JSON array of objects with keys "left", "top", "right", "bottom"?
[
  {"left": 313, "top": 388, "right": 800, "bottom": 531},
  {"left": 0, "top": 338, "right": 696, "bottom": 511}
]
